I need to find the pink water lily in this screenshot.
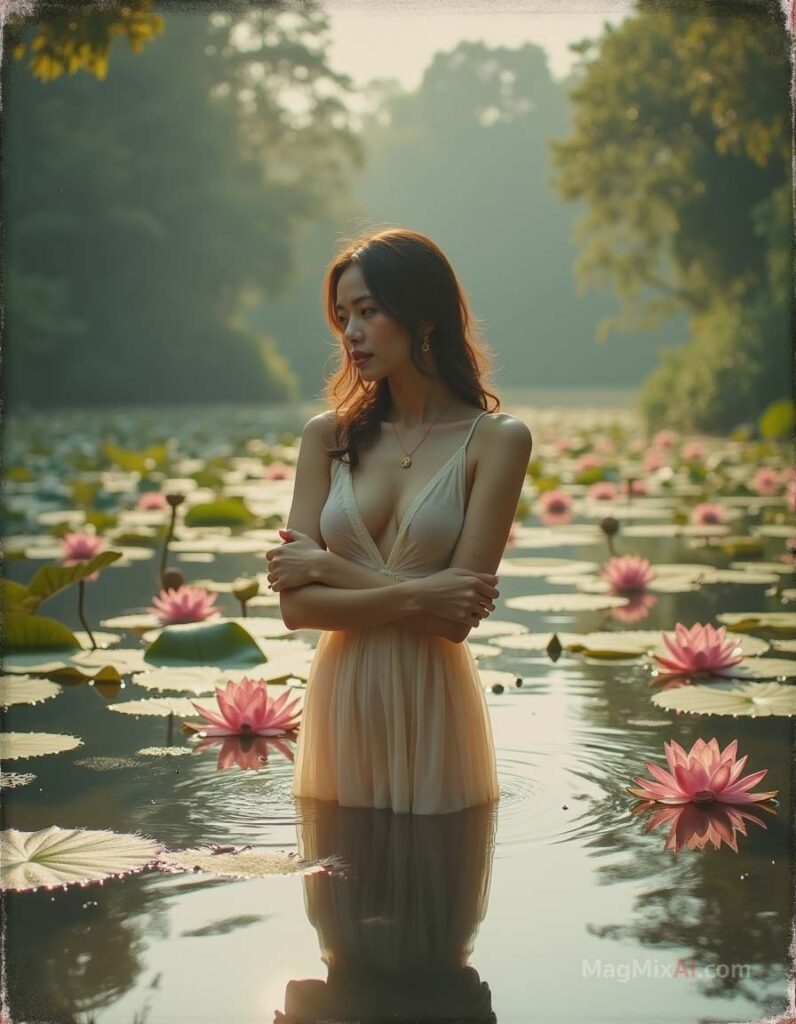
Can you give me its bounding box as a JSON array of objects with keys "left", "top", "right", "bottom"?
[
  {"left": 680, "top": 440, "right": 705, "bottom": 462},
  {"left": 690, "top": 502, "right": 726, "bottom": 525},
  {"left": 575, "top": 453, "right": 602, "bottom": 473},
  {"left": 653, "top": 429, "right": 678, "bottom": 450},
  {"left": 188, "top": 677, "right": 302, "bottom": 737},
  {"left": 628, "top": 737, "right": 778, "bottom": 806},
  {"left": 643, "top": 451, "right": 664, "bottom": 473},
  {"left": 786, "top": 479, "right": 796, "bottom": 514},
  {"left": 61, "top": 531, "right": 106, "bottom": 562},
  {"left": 753, "top": 466, "right": 781, "bottom": 496},
  {"left": 589, "top": 481, "right": 618, "bottom": 502},
  {"left": 263, "top": 461, "right": 293, "bottom": 480},
  {"left": 601, "top": 555, "right": 655, "bottom": 593},
  {"left": 633, "top": 800, "right": 770, "bottom": 853},
  {"left": 537, "top": 489, "right": 573, "bottom": 524},
  {"left": 149, "top": 584, "right": 220, "bottom": 625},
  {"left": 137, "top": 491, "right": 169, "bottom": 511},
  {"left": 653, "top": 622, "right": 744, "bottom": 676}
]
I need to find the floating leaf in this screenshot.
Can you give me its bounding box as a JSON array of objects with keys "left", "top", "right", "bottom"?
[
  {"left": 0, "top": 732, "right": 82, "bottom": 760},
  {"left": 131, "top": 666, "right": 225, "bottom": 694},
  {"left": 144, "top": 621, "right": 265, "bottom": 667},
  {"left": 102, "top": 441, "right": 168, "bottom": 473},
  {"left": 717, "top": 611, "right": 796, "bottom": 634},
  {"left": 494, "top": 558, "right": 599, "bottom": 578},
  {"left": 156, "top": 845, "right": 343, "bottom": 879},
  {"left": 492, "top": 631, "right": 583, "bottom": 651},
  {"left": 4, "top": 614, "right": 80, "bottom": 652},
  {"left": 505, "top": 593, "right": 627, "bottom": 613},
  {"left": 100, "top": 612, "right": 161, "bottom": 631},
  {"left": 108, "top": 698, "right": 197, "bottom": 717},
  {"left": 184, "top": 498, "right": 255, "bottom": 527},
  {"left": 0, "top": 827, "right": 162, "bottom": 892},
  {"left": 0, "top": 676, "right": 61, "bottom": 707},
  {"left": 651, "top": 681, "right": 796, "bottom": 717}
]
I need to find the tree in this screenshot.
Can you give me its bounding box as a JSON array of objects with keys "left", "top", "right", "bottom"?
[
  {"left": 548, "top": 0, "right": 791, "bottom": 430},
  {"left": 4, "top": 3, "right": 361, "bottom": 407}
]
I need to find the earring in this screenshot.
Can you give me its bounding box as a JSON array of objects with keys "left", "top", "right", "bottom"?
[{"left": 421, "top": 333, "right": 431, "bottom": 353}]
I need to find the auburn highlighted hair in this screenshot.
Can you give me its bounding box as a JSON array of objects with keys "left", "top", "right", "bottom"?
[{"left": 320, "top": 227, "right": 500, "bottom": 468}]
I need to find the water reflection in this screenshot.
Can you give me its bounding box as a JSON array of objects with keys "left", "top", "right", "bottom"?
[{"left": 278, "top": 798, "right": 497, "bottom": 1024}]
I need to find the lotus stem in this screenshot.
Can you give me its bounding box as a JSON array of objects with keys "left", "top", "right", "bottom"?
[
  {"left": 237, "top": 597, "right": 248, "bottom": 618},
  {"left": 77, "top": 580, "right": 97, "bottom": 651},
  {"left": 159, "top": 501, "right": 180, "bottom": 587}
]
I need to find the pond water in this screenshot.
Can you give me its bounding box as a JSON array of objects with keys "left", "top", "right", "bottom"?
[{"left": 2, "top": 399, "right": 792, "bottom": 1024}]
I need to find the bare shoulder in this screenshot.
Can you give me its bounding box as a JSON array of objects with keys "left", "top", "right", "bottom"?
[
  {"left": 478, "top": 412, "right": 533, "bottom": 455},
  {"left": 303, "top": 410, "right": 339, "bottom": 450}
]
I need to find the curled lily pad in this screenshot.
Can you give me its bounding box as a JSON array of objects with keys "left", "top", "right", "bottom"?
[
  {"left": 108, "top": 697, "right": 197, "bottom": 717},
  {"left": 1, "top": 827, "right": 161, "bottom": 891},
  {"left": 651, "top": 681, "right": 796, "bottom": 717},
  {"left": 0, "top": 676, "right": 61, "bottom": 707},
  {"left": 144, "top": 621, "right": 265, "bottom": 667},
  {"left": 717, "top": 612, "right": 796, "bottom": 633},
  {"left": 505, "top": 593, "right": 628, "bottom": 613},
  {"left": 156, "top": 845, "right": 343, "bottom": 879},
  {"left": 0, "top": 732, "right": 82, "bottom": 760}
]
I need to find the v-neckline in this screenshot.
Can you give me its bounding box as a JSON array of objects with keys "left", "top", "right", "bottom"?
[{"left": 346, "top": 445, "right": 465, "bottom": 570}]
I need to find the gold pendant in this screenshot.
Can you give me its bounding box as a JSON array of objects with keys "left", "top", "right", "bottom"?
[{"left": 400, "top": 455, "right": 412, "bottom": 468}]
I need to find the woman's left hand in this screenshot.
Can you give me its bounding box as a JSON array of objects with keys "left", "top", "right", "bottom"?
[{"left": 265, "top": 528, "right": 323, "bottom": 591}]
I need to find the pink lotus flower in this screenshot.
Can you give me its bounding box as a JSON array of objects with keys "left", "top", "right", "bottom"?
[
  {"left": 589, "top": 481, "right": 618, "bottom": 502},
  {"left": 601, "top": 555, "right": 655, "bottom": 593},
  {"left": 610, "top": 592, "right": 657, "bottom": 624},
  {"left": 626, "top": 479, "right": 647, "bottom": 496},
  {"left": 643, "top": 451, "right": 664, "bottom": 473},
  {"left": 61, "top": 531, "right": 106, "bottom": 562},
  {"left": 537, "top": 489, "right": 573, "bottom": 524},
  {"left": 575, "top": 453, "right": 602, "bottom": 473},
  {"left": 753, "top": 466, "right": 781, "bottom": 496},
  {"left": 633, "top": 800, "right": 771, "bottom": 853},
  {"left": 653, "top": 623, "right": 744, "bottom": 676},
  {"left": 187, "top": 677, "right": 302, "bottom": 737},
  {"left": 264, "top": 461, "right": 293, "bottom": 481},
  {"left": 628, "top": 737, "right": 778, "bottom": 806},
  {"left": 680, "top": 441, "right": 705, "bottom": 462},
  {"left": 149, "top": 584, "right": 220, "bottom": 625},
  {"left": 137, "top": 491, "right": 169, "bottom": 511},
  {"left": 653, "top": 429, "right": 677, "bottom": 450},
  {"left": 690, "top": 502, "right": 726, "bottom": 525},
  {"left": 786, "top": 479, "right": 796, "bottom": 515},
  {"left": 594, "top": 436, "right": 615, "bottom": 455},
  {"left": 193, "top": 733, "right": 296, "bottom": 769}
]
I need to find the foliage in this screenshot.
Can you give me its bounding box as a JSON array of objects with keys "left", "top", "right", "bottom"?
[
  {"left": 549, "top": 0, "right": 790, "bottom": 431},
  {"left": 5, "top": 4, "right": 360, "bottom": 407},
  {"left": 7, "top": 0, "right": 164, "bottom": 81}
]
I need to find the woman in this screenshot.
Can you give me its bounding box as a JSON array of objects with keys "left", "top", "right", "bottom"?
[{"left": 265, "top": 228, "right": 533, "bottom": 815}]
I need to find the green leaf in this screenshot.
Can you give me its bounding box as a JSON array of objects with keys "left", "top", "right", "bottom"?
[
  {"left": 24, "top": 551, "right": 123, "bottom": 611},
  {"left": 144, "top": 621, "right": 265, "bottom": 667},
  {"left": 758, "top": 399, "right": 795, "bottom": 441},
  {"left": 102, "top": 441, "right": 169, "bottom": 473},
  {"left": 4, "top": 614, "right": 80, "bottom": 652},
  {"left": 184, "top": 498, "right": 256, "bottom": 527},
  {"left": 0, "top": 579, "right": 32, "bottom": 614}
]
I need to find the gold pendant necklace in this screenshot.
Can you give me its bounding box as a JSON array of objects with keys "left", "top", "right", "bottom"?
[{"left": 389, "top": 410, "right": 447, "bottom": 468}]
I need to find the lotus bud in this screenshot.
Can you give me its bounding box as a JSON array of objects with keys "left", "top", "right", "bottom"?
[{"left": 162, "top": 569, "right": 185, "bottom": 592}]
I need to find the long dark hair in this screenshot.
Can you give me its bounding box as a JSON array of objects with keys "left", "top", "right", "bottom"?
[{"left": 320, "top": 228, "right": 500, "bottom": 468}]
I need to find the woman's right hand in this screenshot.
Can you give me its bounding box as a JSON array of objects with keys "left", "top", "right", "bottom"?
[{"left": 412, "top": 568, "right": 500, "bottom": 627}]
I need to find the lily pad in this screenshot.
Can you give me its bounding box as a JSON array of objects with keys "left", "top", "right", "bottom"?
[
  {"left": 184, "top": 498, "right": 255, "bottom": 527},
  {"left": 505, "top": 593, "right": 628, "bottom": 613},
  {"left": 717, "top": 611, "right": 796, "bottom": 634},
  {"left": 0, "top": 773, "right": 36, "bottom": 789},
  {"left": 131, "top": 667, "right": 225, "bottom": 694},
  {"left": 0, "top": 676, "right": 61, "bottom": 707},
  {"left": 108, "top": 698, "right": 197, "bottom": 717},
  {"left": 469, "top": 619, "right": 528, "bottom": 638},
  {"left": 1, "top": 826, "right": 161, "bottom": 891},
  {"left": 156, "top": 845, "right": 343, "bottom": 879},
  {"left": 100, "top": 613, "right": 161, "bottom": 631},
  {"left": 491, "top": 631, "right": 582, "bottom": 651},
  {"left": 651, "top": 681, "right": 796, "bottom": 717},
  {"left": 4, "top": 614, "right": 80, "bottom": 652},
  {"left": 23, "top": 552, "right": 123, "bottom": 611},
  {"left": 144, "top": 621, "right": 265, "bottom": 667},
  {"left": 0, "top": 732, "right": 82, "bottom": 760},
  {"left": 494, "top": 558, "right": 599, "bottom": 578}
]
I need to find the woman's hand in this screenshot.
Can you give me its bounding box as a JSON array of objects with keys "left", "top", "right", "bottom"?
[
  {"left": 412, "top": 568, "right": 499, "bottom": 627},
  {"left": 264, "top": 528, "right": 323, "bottom": 592}
]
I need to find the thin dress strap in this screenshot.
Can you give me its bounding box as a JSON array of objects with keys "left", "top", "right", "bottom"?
[{"left": 462, "top": 410, "right": 489, "bottom": 451}]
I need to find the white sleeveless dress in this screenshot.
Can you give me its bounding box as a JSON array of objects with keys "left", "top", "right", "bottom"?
[{"left": 292, "top": 411, "right": 499, "bottom": 815}]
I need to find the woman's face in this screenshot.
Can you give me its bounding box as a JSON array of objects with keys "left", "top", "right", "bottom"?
[{"left": 335, "top": 263, "right": 413, "bottom": 380}]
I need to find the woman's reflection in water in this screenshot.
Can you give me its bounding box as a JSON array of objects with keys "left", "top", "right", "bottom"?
[{"left": 276, "top": 797, "right": 498, "bottom": 1024}]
